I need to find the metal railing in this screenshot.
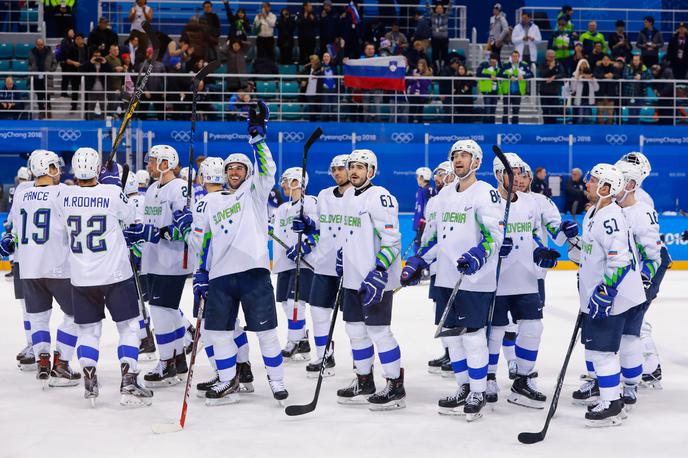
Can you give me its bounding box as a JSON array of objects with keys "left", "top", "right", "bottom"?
[
  {"left": 1, "top": 70, "right": 687, "bottom": 125},
  {"left": 99, "top": 1, "right": 467, "bottom": 39},
  {"left": 0, "top": 0, "right": 43, "bottom": 34}
]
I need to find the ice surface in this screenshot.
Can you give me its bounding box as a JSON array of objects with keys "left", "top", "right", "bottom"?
[{"left": 2, "top": 271, "right": 687, "bottom": 458}]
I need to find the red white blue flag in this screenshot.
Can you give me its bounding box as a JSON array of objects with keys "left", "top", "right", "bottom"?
[{"left": 343, "top": 56, "right": 407, "bottom": 91}]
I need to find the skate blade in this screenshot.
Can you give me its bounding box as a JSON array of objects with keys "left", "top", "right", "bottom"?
[
  {"left": 486, "top": 396, "right": 498, "bottom": 404},
  {"left": 369, "top": 398, "right": 406, "bottom": 411},
  {"left": 465, "top": 411, "right": 484, "bottom": 422},
  {"left": 639, "top": 380, "right": 662, "bottom": 390},
  {"left": 440, "top": 371, "right": 454, "bottom": 379},
  {"left": 138, "top": 352, "right": 157, "bottom": 362},
  {"left": 306, "top": 368, "right": 334, "bottom": 379},
  {"left": 275, "top": 398, "right": 287, "bottom": 407},
  {"left": 285, "top": 353, "right": 310, "bottom": 362},
  {"left": 151, "top": 422, "right": 183, "bottom": 434},
  {"left": 145, "top": 377, "right": 182, "bottom": 388},
  {"left": 205, "top": 394, "right": 240, "bottom": 406},
  {"left": 49, "top": 377, "right": 80, "bottom": 387},
  {"left": 18, "top": 363, "right": 37, "bottom": 372},
  {"left": 40, "top": 379, "right": 49, "bottom": 390},
  {"left": 572, "top": 397, "right": 598, "bottom": 407},
  {"left": 585, "top": 415, "right": 623, "bottom": 428},
  {"left": 239, "top": 382, "right": 255, "bottom": 393},
  {"left": 427, "top": 367, "right": 442, "bottom": 375},
  {"left": 337, "top": 395, "right": 371, "bottom": 405},
  {"left": 438, "top": 406, "right": 466, "bottom": 416},
  {"left": 87, "top": 397, "right": 97, "bottom": 408},
  {"left": 120, "top": 394, "right": 153, "bottom": 408},
  {"left": 507, "top": 393, "right": 546, "bottom": 409},
  {"left": 196, "top": 389, "right": 209, "bottom": 398}
]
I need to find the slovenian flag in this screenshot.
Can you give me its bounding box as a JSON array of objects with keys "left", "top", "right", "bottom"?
[
  {"left": 343, "top": 56, "right": 407, "bottom": 91},
  {"left": 347, "top": 1, "right": 360, "bottom": 26}
]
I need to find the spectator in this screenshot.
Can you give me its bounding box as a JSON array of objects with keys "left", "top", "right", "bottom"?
[
  {"left": 228, "top": 90, "right": 252, "bottom": 120},
  {"left": 201, "top": 1, "right": 221, "bottom": 39},
  {"left": 277, "top": 8, "right": 296, "bottom": 64},
  {"left": 222, "top": 39, "right": 248, "bottom": 92},
  {"left": 320, "top": 52, "right": 338, "bottom": 120},
  {"left": 556, "top": 5, "right": 574, "bottom": 37},
  {"left": 105, "top": 44, "right": 124, "bottom": 101},
  {"left": 57, "top": 29, "right": 76, "bottom": 97},
  {"left": 378, "top": 38, "right": 393, "bottom": 57},
  {"left": 511, "top": 11, "right": 541, "bottom": 64},
  {"left": 360, "top": 43, "right": 382, "bottom": 121},
  {"left": 128, "top": 0, "right": 153, "bottom": 48},
  {"left": 565, "top": 168, "right": 588, "bottom": 215},
  {"left": 539, "top": 49, "right": 565, "bottom": 124},
  {"left": 224, "top": 2, "right": 251, "bottom": 42},
  {"left": 254, "top": 2, "right": 277, "bottom": 60},
  {"left": 499, "top": 50, "right": 532, "bottom": 125},
  {"left": 0, "top": 76, "right": 22, "bottom": 119},
  {"left": 452, "top": 62, "right": 475, "bottom": 123},
  {"left": 569, "top": 58, "right": 598, "bottom": 124},
  {"left": 426, "top": 0, "right": 451, "bottom": 71},
  {"left": 571, "top": 41, "right": 585, "bottom": 74},
  {"left": 182, "top": 16, "right": 217, "bottom": 62},
  {"left": 412, "top": 167, "right": 435, "bottom": 252},
  {"left": 549, "top": 17, "right": 574, "bottom": 75},
  {"left": 54, "top": 2, "right": 74, "bottom": 40},
  {"left": 623, "top": 54, "right": 651, "bottom": 124},
  {"left": 319, "top": 1, "right": 340, "bottom": 55},
  {"left": 82, "top": 49, "right": 113, "bottom": 119},
  {"left": 406, "top": 58, "right": 433, "bottom": 123},
  {"left": 531, "top": 167, "right": 552, "bottom": 197},
  {"left": 405, "top": 39, "right": 428, "bottom": 70},
  {"left": 297, "top": 2, "right": 319, "bottom": 65},
  {"left": 666, "top": 22, "right": 688, "bottom": 80},
  {"left": 299, "top": 54, "right": 324, "bottom": 120},
  {"left": 487, "top": 3, "right": 509, "bottom": 58},
  {"left": 384, "top": 22, "right": 408, "bottom": 55},
  {"left": 580, "top": 21, "right": 607, "bottom": 59},
  {"left": 138, "top": 48, "right": 165, "bottom": 119},
  {"left": 339, "top": 0, "right": 363, "bottom": 59},
  {"left": 88, "top": 17, "right": 119, "bottom": 54},
  {"left": 162, "top": 37, "right": 194, "bottom": 72},
  {"left": 476, "top": 52, "right": 501, "bottom": 123},
  {"left": 608, "top": 20, "right": 632, "bottom": 63},
  {"left": 636, "top": 16, "right": 664, "bottom": 68},
  {"left": 650, "top": 64, "right": 675, "bottom": 125},
  {"left": 411, "top": 10, "right": 432, "bottom": 50},
  {"left": 594, "top": 53, "right": 620, "bottom": 124},
  {"left": 29, "top": 38, "right": 57, "bottom": 119},
  {"left": 588, "top": 41, "right": 605, "bottom": 68},
  {"left": 124, "top": 35, "right": 145, "bottom": 69}
]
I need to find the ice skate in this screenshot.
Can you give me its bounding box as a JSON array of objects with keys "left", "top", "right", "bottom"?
[
  {"left": 621, "top": 384, "right": 637, "bottom": 415},
  {"left": 138, "top": 335, "right": 157, "bottom": 361},
  {"left": 572, "top": 378, "right": 599, "bottom": 406},
  {"left": 144, "top": 357, "right": 180, "bottom": 387},
  {"left": 464, "top": 391, "right": 487, "bottom": 422},
  {"left": 337, "top": 372, "right": 376, "bottom": 405},
  {"left": 36, "top": 352, "right": 51, "bottom": 389},
  {"left": 486, "top": 373, "right": 499, "bottom": 404},
  {"left": 205, "top": 376, "right": 240, "bottom": 406},
  {"left": 237, "top": 361, "right": 255, "bottom": 393},
  {"left": 508, "top": 373, "right": 546, "bottom": 409},
  {"left": 17, "top": 345, "right": 36, "bottom": 371},
  {"left": 268, "top": 376, "right": 288, "bottom": 405},
  {"left": 428, "top": 349, "right": 450, "bottom": 375},
  {"left": 281, "top": 332, "right": 311, "bottom": 361},
  {"left": 83, "top": 366, "right": 99, "bottom": 407},
  {"left": 585, "top": 399, "right": 624, "bottom": 427},
  {"left": 306, "top": 344, "right": 335, "bottom": 379},
  {"left": 120, "top": 363, "right": 153, "bottom": 407},
  {"left": 640, "top": 365, "right": 662, "bottom": 390},
  {"left": 184, "top": 324, "right": 196, "bottom": 355},
  {"left": 175, "top": 352, "right": 188, "bottom": 375},
  {"left": 49, "top": 351, "right": 81, "bottom": 387},
  {"left": 196, "top": 372, "right": 219, "bottom": 398},
  {"left": 368, "top": 368, "right": 406, "bottom": 411},
  {"left": 508, "top": 360, "right": 518, "bottom": 380},
  {"left": 438, "top": 383, "right": 470, "bottom": 416},
  {"left": 440, "top": 361, "right": 453, "bottom": 378}
]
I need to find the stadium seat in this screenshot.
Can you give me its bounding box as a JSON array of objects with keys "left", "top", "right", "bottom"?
[
  {"left": 422, "top": 104, "right": 440, "bottom": 122},
  {"left": 256, "top": 80, "right": 278, "bottom": 100},
  {"left": 19, "top": 8, "right": 39, "bottom": 24},
  {"left": 14, "top": 78, "right": 28, "bottom": 91},
  {"left": 280, "top": 80, "right": 300, "bottom": 99},
  {"left": 217, "top": 64, "right": 228, "bottom": 73},
  {"left": 12, "top": 60, "right": 29, "bottom": 72},
  {"left": 0, "top": 43, "right": 13, "bottom": 59},
  {"left": 281, "top": 103, "right": 301, "bottom": 120},
  {"left": 0, "top": 60, "right": 10, "bottom": 72},
  {"left": 14, "top": 43, "right": 32, "bottom": 59},
  {"left": 267, "top": 102, "right": 279, "bottom": 116},
  {"left": 279, "top": 64, "right": 298, "bottom": 75}
]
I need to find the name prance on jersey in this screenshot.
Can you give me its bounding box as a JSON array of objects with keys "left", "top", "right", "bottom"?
[
  {"left": 22, "top": 190, "right": 50, "bottom": 202},
  {"left": 63, "top": 195, "right": 111, "bottom": 208},
  {"left": 442, "top": 211, "right": 467, "bottom": 224},
  {"left": 213, "top": 202, "right": 241, "bottom": 226}
]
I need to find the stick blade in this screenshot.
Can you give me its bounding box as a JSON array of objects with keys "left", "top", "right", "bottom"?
[
  {"left": 304, "top": 127, "right": 323, "bottom": 151},
  {"left": 517, "top": 431, "right": 545, "bottom": 444},
  {"left": 284, "top": 403, "right": 316, "bottom": 417},
  {"left": 151, "top": 422, "right": 183, "bottom": 434}
]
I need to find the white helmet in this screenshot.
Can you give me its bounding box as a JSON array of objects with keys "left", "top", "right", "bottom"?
[
  {"left": 135, "top": 169, "right": 150, "bottom": 187},
  {"left": 29, "top": 150, "right": 61, "bottom": 178},
  {"left": 347, "top": 149, "right": 378, "bottom": 175},
  {"left": 522, "top": 161, "right": 532, "bottom": 178},
  {"left": 124, "top": 171, "right": 138, "bottom": 195},
  {"left": 589, "top": 163, "right": 624, "bottom": 199},
  {"left": 180, "top": 166, "right": 196, "bottom": 181},
  {"left": 449, "top": 139, "right": 483, "bottom": 163},
  {"left": 619, "top": 152, "right": 651, "bottom": 184},
  {"left": 224, "top": 153, "right": 253, "bottom": 176},
  {"left": 200, "top": 157, "right": 226, "bottom": 184},
  {"left": 17, "top": 166, "right": 32, "bottom": 181},
  {"left": 416, "top": 166, "right": 432, "bottom": 182},
  {"left": 72, "top": 147, "right": 101, "bottom": 180},
  {"left": 614, "top": 160, "right": 643, "bottom": 193},
  {"left": 434, "top": 161, "right": 453, "bottom": 176},
  {"left": 493, "top": 152, "right": 524, "bottom": 180},
  {"left": 281, "top": 167, "right": 308, "bottom": 189},
  {"left": 329, "top": 154, "right": 349, "bottom": 172},
  {"left": 148, "top": 145, "right": 179, "bottom": 173}
]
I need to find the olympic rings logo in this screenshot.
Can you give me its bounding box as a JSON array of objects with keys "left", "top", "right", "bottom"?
[
  {"left": 57, "top": 129, "right": 81, "bottom": 142},
  {"left": 501, "top": 133, "right": 521, "bottom": 145},
  {"left": 391, "top": 132, "right": 414, "bottom": 144},
  {"left": 170, "top": 130, "right": 192, "bottom": 142},
  {"left": 282, "top": 131, "right": 305, "bottom": 143},
  {"left": 605, "top": 134, "right": 627, "bottom": 145}
]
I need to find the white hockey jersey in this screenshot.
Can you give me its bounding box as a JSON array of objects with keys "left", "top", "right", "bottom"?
[
  {"left": 58, "top": 184, "right": 134, "bottom": 287},
  {"left": 141, "top": 178, "right": 191, "bottom": 276},
  {"left": 9, "top": 183, "right": 71, "bottom": 279},
  {"left": 622, "top": 201, "right": 662, "bottom": 278},
  {"left": 194, "top": 140, "right": 276, "bottom": 280},
  {"left": 312, "top": 186, "right": 348, "bottom": 277},
  {"left": 635, "top": 187, "right": 654, "bottom": 208},
  {"left": 421, "top": 195, "right": 440, "bottom": 276},
  {"left": 530, "top": 192, "right": 566, "bottom": 279},
  {"left": 421, "top": 180, "right": 504, "bottom": 292},
  {"left": 272, "top": 195, "right": 318, "bottom": 274},
  {"left": 578, "top": 202, "right": 644, "bottom": 315},
  {"left": 125, "top": 194, "right": 145, "bottom": 225},
  {"left": 341, "top": 184, "right": 402, "bottom": 291}
]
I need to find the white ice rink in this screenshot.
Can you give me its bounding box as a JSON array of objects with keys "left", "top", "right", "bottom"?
[{"left": 2, "top": 270, "right": 687, "bottom": 458}]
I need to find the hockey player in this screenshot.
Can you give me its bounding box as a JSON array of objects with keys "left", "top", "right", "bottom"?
[
  {"left": 575, "top": 163, "right": 645, "bottom": 427},
  {"left": 412, "top": 166, "right": 435, "bottom": 252},
  {"left": 401, "top": 140, "right": 504, "bottom": 421},
  {"left": 123, "top": 144, "right": 191, "bottom": 387},
  {"left": 136, "top": 169, "right": 150, "bottom": 192},
  {"left": 181, "top": 166, "right": 206, "bottom": 204},
  {"left": 335, "top": 149, "right": 406, "bottom": 411},
  {"left": 291, "top": 154, "right": 351, "bottom": 377},
  {"left": 191, "top": 101, "right": 288, "bottom": 405},
  {"left": 272, "top": 167, "right": 318, "bottom": 361},
  {"left": 59, "top": 148, "right": 152, "bottom": 406}
]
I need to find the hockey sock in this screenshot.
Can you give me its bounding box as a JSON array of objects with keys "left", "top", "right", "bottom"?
[
  {"left": 585, "top": 348, "right": 596, "bottom": 378},
  {"left": 55, "top": 314, "right": 78, "bottom": 362},
  {"left": 515, "top": 319, "right": 543, "bottom": 375},
  {"left": 116, "top": 318, "right": 140, "bottom": 371},
  {"left": 619, "top": 334, "right": 643, "bottom": 385},
  {"left": 502, "top": 331, "right": 517, "bottom": 362},
  {"left": 310, "top": 305, "right": 332, "bottom": 359},
  {"left": 284, "top": 299, "right": 307, "bottom": 342},
  {"left": 178, "top": 308, "right": 192, "bottom": 329},
  {"left": 28, "top": 309, "right": 52, "bottom": 356},
  {"left": 257, "top": 329, "right": 283, "bottom": 380},
  {"left": 367, "top": 325, "right": 401, "bottom": 379},
  {"left": 76, "top": 322, "right": 102, "bottom": 369},
  {"left": 487, "top": 325, "right": 506, "bottom": 374},
  {"left": 137, "top": 312, "right": 147, "bottom": 340},
  {"left": 21, "top": 299, "right": 32, "bottom": 346},
  {"left": 205, "top": 330, "right": 237, "bottom": 382},
  {"left": 462, "top": 328, "right": 488, "bottom": 393},
  {"left": 202, "top": 319, "right": 217, "bottom": 370},
  {"left": 346, "top": 321, "right": 374, "bottom": 375},
  {"left": 640, "top": 321, "right": 660, "bottom": 374},
  {"left": 174, "top": 311, "right": 186, "bottom": 356},
  {"left": 150, "top": 305, "right": 182, "bottom": 360},
  {"left": 588, "top": 350, "right": 621, "bottom": 402},
  {"left": 442, "top": 332, "right": 468, "bottom": 385},
  {"left": 234, "top": 319, "right": 249, "bottom": 364}
]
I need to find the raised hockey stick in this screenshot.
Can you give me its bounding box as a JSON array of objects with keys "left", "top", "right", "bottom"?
[
  {"left": 518, "top": 312, "right": 583, "bottom": 444},
  {"left": 151, "top": 298, "right": 207, "bottom": 434},
  {"left": 182, "top": 60, "right": 222, "bottom": 269},
  {"left": 292, "top": 127, "right": 323, "bottom": 322},
  {"left": 284, "top": 279, "right": 343, "bottom": 416},
  {"left": 269, "top": 230, "right": 314, "bottom": 270}
]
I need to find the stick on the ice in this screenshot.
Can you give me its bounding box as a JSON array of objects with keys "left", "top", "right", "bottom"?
[
  {"left": 284, "top": 279, "right": 343, "bottom": 416},
  {"left": 518, "top": 312, "right": 583, "bottom": 444},
  {"left": 292, "top": 127, "right": 323, "bottom": 323},
  {"left": 269, "top": 230, "right": 314, "bottom": 270},
  {"left": 151, "top": 298, "right": 206, "bottom": 434}
]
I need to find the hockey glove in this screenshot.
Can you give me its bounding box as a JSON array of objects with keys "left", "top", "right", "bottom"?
[
  {"left": 98, "top": 162, "right": 121, "bottom": 187},
  {"left": 588, "top": 283, "right": 618, "bottom": 320},
  {"left": 533, "top": 247, "right": 561, "bottom": 268},
  {"left": 248, "top": 99, "right": 269, "bottom": 142},
  {"left": 359, "top": 268, "right": 388, "bottom": 308},
  {"left": 0, "top": 232, "right": 15, "bottom": 257},
  {"left": 456, "top": 245, "right": 488, "bottom": 275},
  {"left": 640, "top": 261, "right": 655, "bottom": 290},
  {"left": 193, "top": 269, "right": 210, "bottom": 301},
  {"left": 172, "top": 208, "right": 193, "bottom": 238},
  {"left": 567, "top": 236, "right": 582, "bottom": 266},
  {"left": 499, "top": 237, "right": 514, "bottom": 258},
  {"left": 336, "top": 248, "right": 343, "bottom": 277},
  {"left": 123, "top": 224, "right": 160, "bottom": 246},
  {"left": 286, "top": 237, "right": 315, "bottom": 262},
  {"left": 559, "top": 220, "right": 579, "bottom": 239},
  {"left": 292, "top": 215, "right": 316, "bottom": 235},
  {"left": 400, "top": 255, "right": 428, "bottom": 286}
]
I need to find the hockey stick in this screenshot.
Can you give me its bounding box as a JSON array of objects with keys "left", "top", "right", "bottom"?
[
  {"left": 518, "top": 312, "right": 583, "bottom": 444},
  {"left": 269, "top": 230, "right": 314, "bottom": 270},
  {"left": 182, "top": 60, "right": 222, "bottom": 269},
  {"left": 292, "top": 127, "right": 323, "bottom": 323},
  {"left": 433, "top": 275, "right": 466, "bottom": 338},
  {"left": 151, "top": 298, "right": 206, "bottom": 434},
  {"left": 284, "top": 278, "right": 343, "bottom": 416}
]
